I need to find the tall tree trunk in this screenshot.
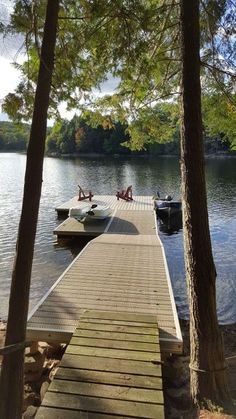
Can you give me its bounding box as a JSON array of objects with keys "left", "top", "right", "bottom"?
[
  {"left": 180, "top": 0, "right": 229, "bottom": 407},
  {"left": 0, "top": 1, "right": 59, "bottom": 417}
]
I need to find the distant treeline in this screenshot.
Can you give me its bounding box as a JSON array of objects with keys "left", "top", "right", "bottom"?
[
  {"left": 0, "top": 115, "right": 233, "bottom": 156},
  {"left": 0, "top": 121, "right": 30, "bottom": 151}
]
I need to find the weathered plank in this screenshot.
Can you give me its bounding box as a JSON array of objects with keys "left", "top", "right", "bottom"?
[
  {"left": 36, "top": 406, "right": 134, "bottom": 419},
  {"left": 49, "top": 379, "right": 163, "bottom": 404},
  {"left": 70, "top": 337, "right": 160, "bottom": 352},
  {"left": 35, "top": 311, "right": 164, "bottom": 419},
  {"left": 60, "top": 354, "right": 162, "bottom": 377},
  {"left": 66, "top": 345, "right": 161, "bottom": 362},
  {"left": 70, "top": 329, "right": 159, "bottom": 343},
  {"left": 41, "top": 392, "right": 164, "bottom": 418},
  {"left": 56, "top": 367, "right": 163, "bottom": 389}
]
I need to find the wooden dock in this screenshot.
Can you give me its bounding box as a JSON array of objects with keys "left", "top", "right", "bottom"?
[
  {"left": 27, "top": 195, "right": 182, "bottom": 354},
  {"left": 56, "top": 195, "right": 153, "bottom": 216},
  {"left": 54, "top": 195, "right": 154, "bottom": 237},
  {"left": 35, "top": 310, "right": 164, "bottom": 419}
]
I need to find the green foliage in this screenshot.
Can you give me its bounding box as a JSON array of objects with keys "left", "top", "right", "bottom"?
[
  {"left": 1, "top": 0, "right": 181, "bottom": 123},
  {"left": 103, "top": 122, "right": 130, "bottom": 154},
  {"left": 0, "top": 121, "right": 30, "bottom": 151},
  {"left": 45, "top": 114, "right": 130, "bottom": 155},
  {"left": 124, "top": 104, "right": 179, "bottom": 151},
  {"left": 202, "top": 94, "right": 236, "bottom": 150},
  {"left": 46, "top": 120, "right": 63, "bottom": 153},
  {"left": 1, "top": 0, "right": 235, "bottom": 152}
]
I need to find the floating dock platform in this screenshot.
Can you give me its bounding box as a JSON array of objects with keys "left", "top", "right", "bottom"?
[
  {"left": 54, "top": 195, "right": 155, "bottom": 237},
  {"left": 27, "top": 195, "right": 182, "bottom": 354}
]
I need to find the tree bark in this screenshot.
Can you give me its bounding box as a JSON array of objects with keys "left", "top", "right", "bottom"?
[
  {"left": 180, "top": 0, "right": 229, "bottom": 407},
  {"left": 0, "top": 1, "right": 59, "bottom": 418}
]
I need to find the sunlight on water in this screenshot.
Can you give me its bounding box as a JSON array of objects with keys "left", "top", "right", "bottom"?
[{"left": 0, "top": 153, "right": 235, "bottom": 323}]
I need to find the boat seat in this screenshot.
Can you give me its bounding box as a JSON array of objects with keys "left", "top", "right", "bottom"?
[
  {"left": 78, "top": 184, "right": 93, "bottom": 201},
  {"left": 116, "top": 185, "right": 133, "bottom": 201}
]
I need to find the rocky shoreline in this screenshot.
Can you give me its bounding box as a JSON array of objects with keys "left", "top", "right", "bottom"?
[
  {"left": 0, "top": 320, "right": 66, "bottom": 418},
  {"left": 0, "top": 319, "right": 235, "bottom": 418}
]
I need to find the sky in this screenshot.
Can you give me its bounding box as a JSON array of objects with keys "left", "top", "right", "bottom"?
[
  {"left": 0, "top": 0, "right": 23, "bottom": 120},
  {"left": 0, "top": 0, "right": 118, "bottom": 123},
  {"left": 0, "top": 40, "right": 118, "bottom": 123},
  {"left": 0, "top": 56, "right": 22, "bottom": 120}
]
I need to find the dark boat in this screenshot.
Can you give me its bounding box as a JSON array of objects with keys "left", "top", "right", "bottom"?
[
  {"left": 154, "top": 193, "right": 182, "bottom": 218},
  {"left": 158, "top": 211, "right": 182, "bottom": 235}
]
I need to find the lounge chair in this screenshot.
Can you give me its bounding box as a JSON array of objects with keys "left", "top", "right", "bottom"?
[
  {"left": 78, "top": 184, "right": 93, "bottom": 201},
  {"left": 116, "top": 185, "right": 133, "bottom": 201}
]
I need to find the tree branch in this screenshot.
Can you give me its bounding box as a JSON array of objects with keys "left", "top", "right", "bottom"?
[
  {"left": 203, "top": 64, "right": 236, "bottom": 105},
  {"left": 201, "top": 61, "right": 236, "bottom": 79}
]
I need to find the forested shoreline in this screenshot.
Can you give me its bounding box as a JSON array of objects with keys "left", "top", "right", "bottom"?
[{"left": 0, "top": 112, "right": 234, "bottom": 157}]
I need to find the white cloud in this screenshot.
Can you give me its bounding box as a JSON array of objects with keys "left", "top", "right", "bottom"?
[
  {"left": 0, "top": 56, "right": 21, "bottom": 101},
  {"left": 0, "top": 57, "right": 22, "bottom": 120}
]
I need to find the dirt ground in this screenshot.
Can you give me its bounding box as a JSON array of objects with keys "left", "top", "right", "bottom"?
[
  {"left": 0, "top": 319, "right": 236, "bottom": 418},
  {"left": 163, "top": 319, "right": 236, "bottom": 418}
]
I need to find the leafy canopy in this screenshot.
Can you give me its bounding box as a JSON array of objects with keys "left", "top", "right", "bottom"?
[{"left": 1, "top": 0, "right": 235, "bottom": 148}]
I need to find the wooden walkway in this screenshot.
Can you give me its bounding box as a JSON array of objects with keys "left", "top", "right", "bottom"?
[
  {"left": 27, "top": 233, "right": 182, "bottom": 353},
  {"left": 27, "top": 194, "right": 182, "bottom": 353},
  {"left": 35, "top": 310, "right": 164, "bottom": 419}
]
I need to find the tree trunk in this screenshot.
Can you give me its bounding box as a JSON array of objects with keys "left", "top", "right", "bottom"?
[
  {"left": 0, "top": 1, "right": 59, "bottom": 418},
  {"left": 180, "top": 0, "right": 229, "bottom": 407}
]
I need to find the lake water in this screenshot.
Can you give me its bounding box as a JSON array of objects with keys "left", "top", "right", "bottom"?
[{"left": 0, "top": 153, "right": 235, "bottom": 324}]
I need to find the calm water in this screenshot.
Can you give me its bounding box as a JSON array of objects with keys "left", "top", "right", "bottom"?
[{"left": 0, "top": 153, "right": 235, "bottom": 323}]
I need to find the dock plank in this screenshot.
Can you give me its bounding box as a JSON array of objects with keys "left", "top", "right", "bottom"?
[
  {"left": 36, "top": 407, "right": 135, "bottom": 419},
  {"left": 69, "top": 337, "right": 160, "bottom": 352},
  {"left": 41, "top": 392, "right": 164, "bottom": 418},
  {"left": 66, "top": 346, "right": 161, "bottom": 362},
  {"left": 60, "top": 354, "right": 162, "bottom": 376},
  {"left": 69, "top": 329, "right": 159, "bottom": 343},
  {"left": 49, "top": 379, "right": 163, "bottom": 404},
  {"left": 56, "top": 367, "right": 163, "bottom": 389}
]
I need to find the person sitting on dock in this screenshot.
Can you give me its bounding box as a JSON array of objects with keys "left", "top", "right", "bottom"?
[
  {"left": 78, "top": 184, "right": 93, "bottom": 201},
  {"left": 116, "top": 185, "right": 133, "bottom": 201}
]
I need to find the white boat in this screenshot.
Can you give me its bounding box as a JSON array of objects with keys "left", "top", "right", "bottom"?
[{"left": 69, "top": 204, "right": 112, "bottom": 221}]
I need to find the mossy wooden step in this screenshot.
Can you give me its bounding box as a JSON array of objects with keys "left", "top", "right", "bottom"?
[{"left": 35, "top": 310, "right": 165, "bottom": 419}]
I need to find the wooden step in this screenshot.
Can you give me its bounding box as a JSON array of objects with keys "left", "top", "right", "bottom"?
[{"left": 35, "top": 310, "right": 165, "bottom": 419}]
